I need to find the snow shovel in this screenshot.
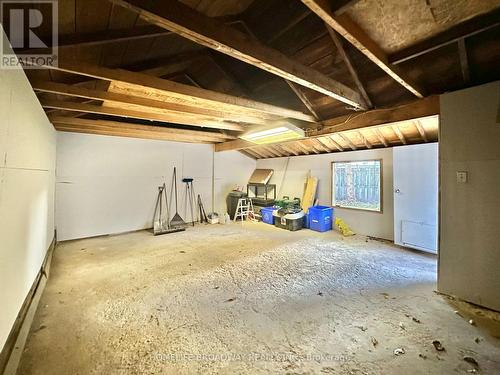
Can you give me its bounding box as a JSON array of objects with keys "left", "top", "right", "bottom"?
[{"left": 169, "top": 167, "right": 187, "bottom": 229}]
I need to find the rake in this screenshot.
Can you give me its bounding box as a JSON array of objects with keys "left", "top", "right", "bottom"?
[{"left": 169, "top": 167, "right": 187, "bottom": 229}]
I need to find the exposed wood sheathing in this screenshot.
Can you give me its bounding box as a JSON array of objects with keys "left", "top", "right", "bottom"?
[{"left": 346, "top": 0, "right": 500, "bottom": 52}]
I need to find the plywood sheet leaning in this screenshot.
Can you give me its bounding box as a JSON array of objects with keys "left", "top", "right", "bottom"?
[{"left": 302, "top": 175, "right": 318, "bottom": 213}]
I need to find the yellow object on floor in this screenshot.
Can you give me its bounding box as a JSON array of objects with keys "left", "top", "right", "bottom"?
[{"left": 335, "top": 218, "right": 355, "bottom": 236}]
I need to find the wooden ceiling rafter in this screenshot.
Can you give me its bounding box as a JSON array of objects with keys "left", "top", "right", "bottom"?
[
  {"left": 39, "top": 98, "right": 245, "bottom": 132},
  {"left": 392, "top": 125, "right": 407, "bottom": 145},
  {"left": 326, "top": 136, "right": 344, "bottom": 151},
  {"left": 316, "top": 137, "right": 336, "bottom": 152},
  {"left": 374, "top": 128, "right": 389, "bottom": 147},
  {"left": 51, "top": 117, "right": 230, "bottom": 143},
  {"left": 110, "top": 0, "right": 367, "bottom": 109},
  {"left": 325, "top": 25, "right": 372, "bottom": 108},
  {"left": 337, "top": 133, "right": 357, "bottom": 150},
  {"left": 39, "top": 60, "right": 316, "bottom": 122},
  {"left": 357, "top": 130, "right": 372, "bottom": 149},
  {"left": 457, "top": 38, "right": 470, "bottom": 85},
  {"left": 310, "top": 138, "right": 330, "bottom": 153},
  {"left": 278, "top": 143, "right": 300, "bottom": 156},
  {"left": 239, "top": 149, "right": 258, "bottom": 159},
  {"left": 414, "top": 120, "right": 428, "bottom": 142},
  {"left": 32, "top": 80, "right": 271, "bottom": 126},
  {"left": 301, "top": 0, "right": 425, "bottom": 98}
]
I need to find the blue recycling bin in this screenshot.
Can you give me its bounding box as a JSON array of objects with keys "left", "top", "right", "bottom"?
[{"left": 308, "top": 206, "right": 333, "bottom": 232}]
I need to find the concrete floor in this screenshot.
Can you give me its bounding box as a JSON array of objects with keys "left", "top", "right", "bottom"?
[{"left": 18, "top": 223, "right": 500, "bottom": 374}]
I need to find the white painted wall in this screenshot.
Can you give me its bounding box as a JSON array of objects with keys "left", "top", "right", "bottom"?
[
  {"left": 257, "top": 148, "right": 394, "bottom": 240},
  {"left": 56, "top": 132, "right": 255, "bottom": 240},
  {"left": 0, "top": 28, "right": 56, "bottom": 352},
  {"left": 439, "top": 81, "right": 500, "bottom": 311}
]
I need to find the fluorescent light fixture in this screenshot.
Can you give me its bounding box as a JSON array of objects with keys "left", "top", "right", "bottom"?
[{"left": 240, "top": 122, "right": 305, "bottom": 144}]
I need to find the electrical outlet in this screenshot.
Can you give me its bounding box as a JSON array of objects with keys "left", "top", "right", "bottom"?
[{"left": 456, "top": 171, "right": 468, "bottom": 183}]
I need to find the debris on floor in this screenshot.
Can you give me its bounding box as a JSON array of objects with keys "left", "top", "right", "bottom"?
[
  {"left": 394, "top": 348, "right": 406, "bottom": 356},
  {"left": 432, "top": 340, "right": 445, "bottom": 351},
  {"left": 370, "top": 337, "right": 378, "bottom": 347},
  {"left": 463, "top": 356, "right": 479, "bottom": 368}
]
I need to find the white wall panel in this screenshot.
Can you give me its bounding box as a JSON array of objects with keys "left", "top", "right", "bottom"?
[
  {"left": 56, "top": 133, "right": 255, "bottom": 240},
  {"left": 0, "top": 26, "right": 56, "bottom": 351}
]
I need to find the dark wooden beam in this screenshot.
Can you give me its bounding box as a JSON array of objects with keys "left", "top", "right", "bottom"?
[
  {"left": 285, "top": 81, "right": 322, "bottom": 121},
  {"left": 326, "top": 25, "right": 372, "bottom": 108},
  {"left": 110, "top": 0, "right": 366, "bottom": 109},
  {"left": 457, "top": 38, "right": 470, "bottom": 84},
  {"left": 389, "top": 8, "right": 500, "bottom": 64}
]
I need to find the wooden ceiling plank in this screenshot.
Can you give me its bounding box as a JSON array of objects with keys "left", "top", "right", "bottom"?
[
  {"left": 392, "top": 125, "right": 407, "bottom": 145},
  {"left": 110, "top": 0, "right": 366, "bottom": 109},
  {"left": 414, "top": 120, "right": 428, "bottom": 142},
  {"left": 302, "top": 139, "right": 321, "bottom": 154},
  {"left": 239, "top": 149, "right": 258, "bottom": 159},
  {"left": 55, "top": 125, "right": 214, "bottom": 144},
  {"left": 41, "top": 60, "right": 316, "bottom": 122},
  {"left": 267, "top": 10, "right": 311, "bottom": 44},
  {"left": 250, "top": 147, "right": 270, "bottom": 159},
  {"left": 254, "top": 146, "right": 272, "bottom": 157},
  {"left": 327, "top": 136, "right": 344, "bottom": 151},
  {"left": 293, "top": 141, "right": 311, "bottom": 155},
  {"left": 32, "top": 80, "right": 269, "bottom": 126},
  {"left": 316, "top": 137, "right": 335, "bottom": 152},
  {"left": 41, "top": 99, "right": 243, "bottom": 133},
  {"left": 338, "top": 133, "right": 357, "bottom": 150},
  {"left": 50, "top": 116, "right": 230, "bottom": 140},
  {"left": 279, "top": 144, "right": 300, "bottom": 156},
  {"left": 302, "top": 0, "right": 425, "bottom": 98},
  {"left": 311, "top": 138, "right": 330, "bottom": 152},
  {"left": 357, "top": 130, "right": 372, "bottom": 149},
  {"left": 374, "top": 128, "right": 389, "bottom": 147},
  {"left": 52, "top": 117, "right": 226, "bottom": 143},
  {"left": 326, "top": 25, "right": 372, "bottom": 108},
  {"left": 265, "top": 146, "right": 284, "bottom": 157}
]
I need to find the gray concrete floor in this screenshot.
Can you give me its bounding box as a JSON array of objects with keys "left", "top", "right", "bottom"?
[{"left": 18, "top": 223, "right": 500, "bottom": 374}]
